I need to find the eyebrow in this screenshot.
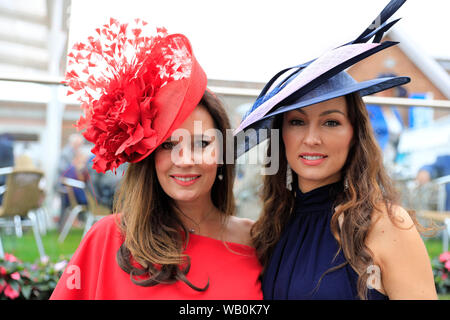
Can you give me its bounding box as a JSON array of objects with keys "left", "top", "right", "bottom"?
[
  {"left": 164, "top": 134, "right": 213, "bottom": 142},
  {"left": 294, "top": 108, "right": 346, "bottom": 116}
]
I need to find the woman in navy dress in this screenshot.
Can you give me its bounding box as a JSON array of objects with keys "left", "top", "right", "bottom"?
[{"left": 250, "top": 89, "right": 437, "bottom": 300}]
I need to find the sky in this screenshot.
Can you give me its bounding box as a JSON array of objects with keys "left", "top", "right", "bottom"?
[{"left": 68, "top": 0, "right": 450, "bottom": 82}]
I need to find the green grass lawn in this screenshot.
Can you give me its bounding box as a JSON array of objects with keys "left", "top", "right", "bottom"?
[
  {"left": 1, "top": 227, "right": 84, "bottom": 263},
  {"left": 424, "top": 237, "right": 446, "bottom": 260}
]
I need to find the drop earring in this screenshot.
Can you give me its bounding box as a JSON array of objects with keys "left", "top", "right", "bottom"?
[
  {"left": 218, "top": 166, "right": 223, "bottom": 181},
  {"left": 286, "top": 163, "right": 293, "bottom": 191}
]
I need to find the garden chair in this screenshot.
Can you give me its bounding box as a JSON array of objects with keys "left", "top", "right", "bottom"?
[
  {"left": 57, "top": 177, "right": 88, "bottom": 243},
  {"left": 83, "top": 185, "right": 111, "bottom": 237},
  {"left": 1, "top": 156, "right": 49, "bottom": 236},
  {"left": 0, "top": 169, "right": 46, "bottom": 260},
  {"left": 58, "top": 177, "right": 111, "bottom": 242}
]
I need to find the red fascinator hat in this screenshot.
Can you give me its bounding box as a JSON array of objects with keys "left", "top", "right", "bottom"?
[{"left": 64, "top": 18, "right": 207, "bottom": 173}]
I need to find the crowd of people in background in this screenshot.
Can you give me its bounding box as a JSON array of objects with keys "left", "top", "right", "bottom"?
[
  {"left": 0, "top": 132, "right": 125, "bottom": 231},
  {"left": 56, "top": 133, "right": 125, "bottom": 230}
]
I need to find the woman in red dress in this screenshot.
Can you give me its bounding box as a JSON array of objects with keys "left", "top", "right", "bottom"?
[{"left": 50, "top": 19, "right": 262, "bottom": 300}]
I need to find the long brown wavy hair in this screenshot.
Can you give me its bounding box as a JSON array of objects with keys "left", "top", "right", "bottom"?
[
  {"left": 251, "top": 92, "right": 428, "bottom": 299},
  {"left": 114, "top": 90, "right": 236, "bottom": 291}
]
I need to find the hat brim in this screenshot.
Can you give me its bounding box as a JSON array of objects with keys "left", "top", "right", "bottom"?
[
  {"left": 234, "top": 76, "right": 410, "bottom": 159},
  {"left": 261, "top": 76, "right": 410, "bottom": 120}
]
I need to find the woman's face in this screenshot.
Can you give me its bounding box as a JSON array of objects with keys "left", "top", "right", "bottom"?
[
  {"left": 282, "top": 96, "right": 354, "bottom": 192},
  {"left": 154, "top": 104, "right": 220, "bottom": 203}
]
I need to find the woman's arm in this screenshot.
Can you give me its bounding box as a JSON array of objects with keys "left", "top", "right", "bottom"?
[{"left": 366, "top": 205, "right": 437, "bottom": 300}]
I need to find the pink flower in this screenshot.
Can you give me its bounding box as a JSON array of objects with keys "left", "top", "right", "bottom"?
[
  {"left": 445, "top": 259, "right": 450, "bottom": 272},
  {"left": 10, "top": 272, "right": 20, "bottom": 281},
  {"left": 0, "top": 266, "right": 6, "bottom": 276},
  {"left": 4, "top": 284, "right": 19, "bottom": 299},
  {"left": 3, "top": 253, "right": 18, "bottom": 263},
  {"left": 439, "top": 251, "right": 450, "bottom": 263}
]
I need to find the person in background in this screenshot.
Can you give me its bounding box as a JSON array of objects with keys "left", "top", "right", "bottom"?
[
  {"left": 0, "top": 133, "right": 14, "bottom": 204},
  {"left": 59, "top": 134, "right": 83, "bottom": 176},
  {"left": 86, "top": 153, "right": 127, "bottom": 210},
  {"left": 416, "top": 155, "right": 450, "bottom": 211},
  {"left": 59, "top": 149, "right": 89, "bottom": 230},
  {"left": 366, "top": 73, "right": 407, "bottom": 167},
  {"left": 57, "top": 133, "right": 84, "bottom": 228}
]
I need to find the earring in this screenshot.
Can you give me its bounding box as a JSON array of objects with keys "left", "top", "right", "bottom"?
[
  {"left": 286, "top": 163, "right": 293, "bottom": 191},
  {"left": 218, "top": 167, "right": 223, "bottom": 181},
  {"left": 344, "top": 177, "right": 349, "bottom": 190}
]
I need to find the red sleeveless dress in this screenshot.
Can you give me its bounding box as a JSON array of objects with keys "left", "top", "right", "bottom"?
[{"left": 50, "top": 214, "right": 262, "bottom": 300}]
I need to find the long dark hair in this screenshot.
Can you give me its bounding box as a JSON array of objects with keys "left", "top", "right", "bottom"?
[
  {"left": 251, "top": 92, "right": 429, "bottom": 299},
  {"left": 114, "top": 90, "right": 236, "bottom": 291}
]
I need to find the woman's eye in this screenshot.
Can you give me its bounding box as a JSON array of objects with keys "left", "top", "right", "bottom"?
[
  {"left": 289, "top": 119, "right": 304, "bottom": 126},
  {"left": 161, "top": 142, "right": 175, "bottom": 150},
  {"left": 194, "top": 140, "right": 210, "bottom": 148},
  {"left": 324, "top": 120, "right": 340, "bottom": 127}
]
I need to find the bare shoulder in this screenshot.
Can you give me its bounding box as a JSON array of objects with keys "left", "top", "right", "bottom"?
[
  {"left": 366, "top": 204, "right": 417, "bottom": 256},
  {"left": 372, "top": 203, "right": 413, "bottom": 226},
  {"left": 223, "top": 216, "right": 255, "bottom": 247},
  {"left": 367, "top": 204, "right": 416, "bottom": 242},
  {"left": 365, "top": 203, "right": 437, "bottom": 299}
]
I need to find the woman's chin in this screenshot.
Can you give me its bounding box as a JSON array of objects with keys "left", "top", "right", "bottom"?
[{"left": 170, "top": 191, "right": 201, "bottom": 203}]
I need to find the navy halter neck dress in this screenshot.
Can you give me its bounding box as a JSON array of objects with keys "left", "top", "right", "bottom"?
[{"left": 262, "top": 181, "right": 388, "bottom": 300}]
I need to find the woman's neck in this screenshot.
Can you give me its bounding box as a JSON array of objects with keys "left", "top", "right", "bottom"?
[
  {"left": 297, "top": 174, "right": 341, "bottom": 193},
  {"left": 174, "top": 195, "right": 219, "bottom": 234}
]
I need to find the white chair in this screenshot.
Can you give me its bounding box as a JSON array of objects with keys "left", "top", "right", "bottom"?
[
  {"left": 0, "top": 169, "right": 47, "bottom": 261},
  {"left": 58, "top": 177, "right": 111, "bottom": 243}
]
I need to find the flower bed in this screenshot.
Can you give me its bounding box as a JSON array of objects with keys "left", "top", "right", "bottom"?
[
  {"left": 432, "top": 251, "right": 450, "bottom": 295},
  {"left": 0, "top": 253, "right": 68, "bottom": 300}
]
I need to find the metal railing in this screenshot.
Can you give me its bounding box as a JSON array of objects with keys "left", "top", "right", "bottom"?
[{"left": 1, "top": 74, "right": 450, "bottom": 110}]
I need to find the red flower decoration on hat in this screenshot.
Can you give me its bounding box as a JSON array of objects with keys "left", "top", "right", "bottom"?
[{"left": 64, "top": 18, "right": 206, "bottom": 173}]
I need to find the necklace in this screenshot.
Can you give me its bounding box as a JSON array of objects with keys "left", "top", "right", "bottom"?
[{"left": 178, "top": 206, "right": 216, "bottom": 234}]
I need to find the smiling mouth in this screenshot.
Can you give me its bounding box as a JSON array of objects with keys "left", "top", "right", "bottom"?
[
  {"left": 170, "top": 175, "right": 201, "bottom": 182},
  {"left": 300, "top": 155, "right": 327, "bottom": 160}
]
